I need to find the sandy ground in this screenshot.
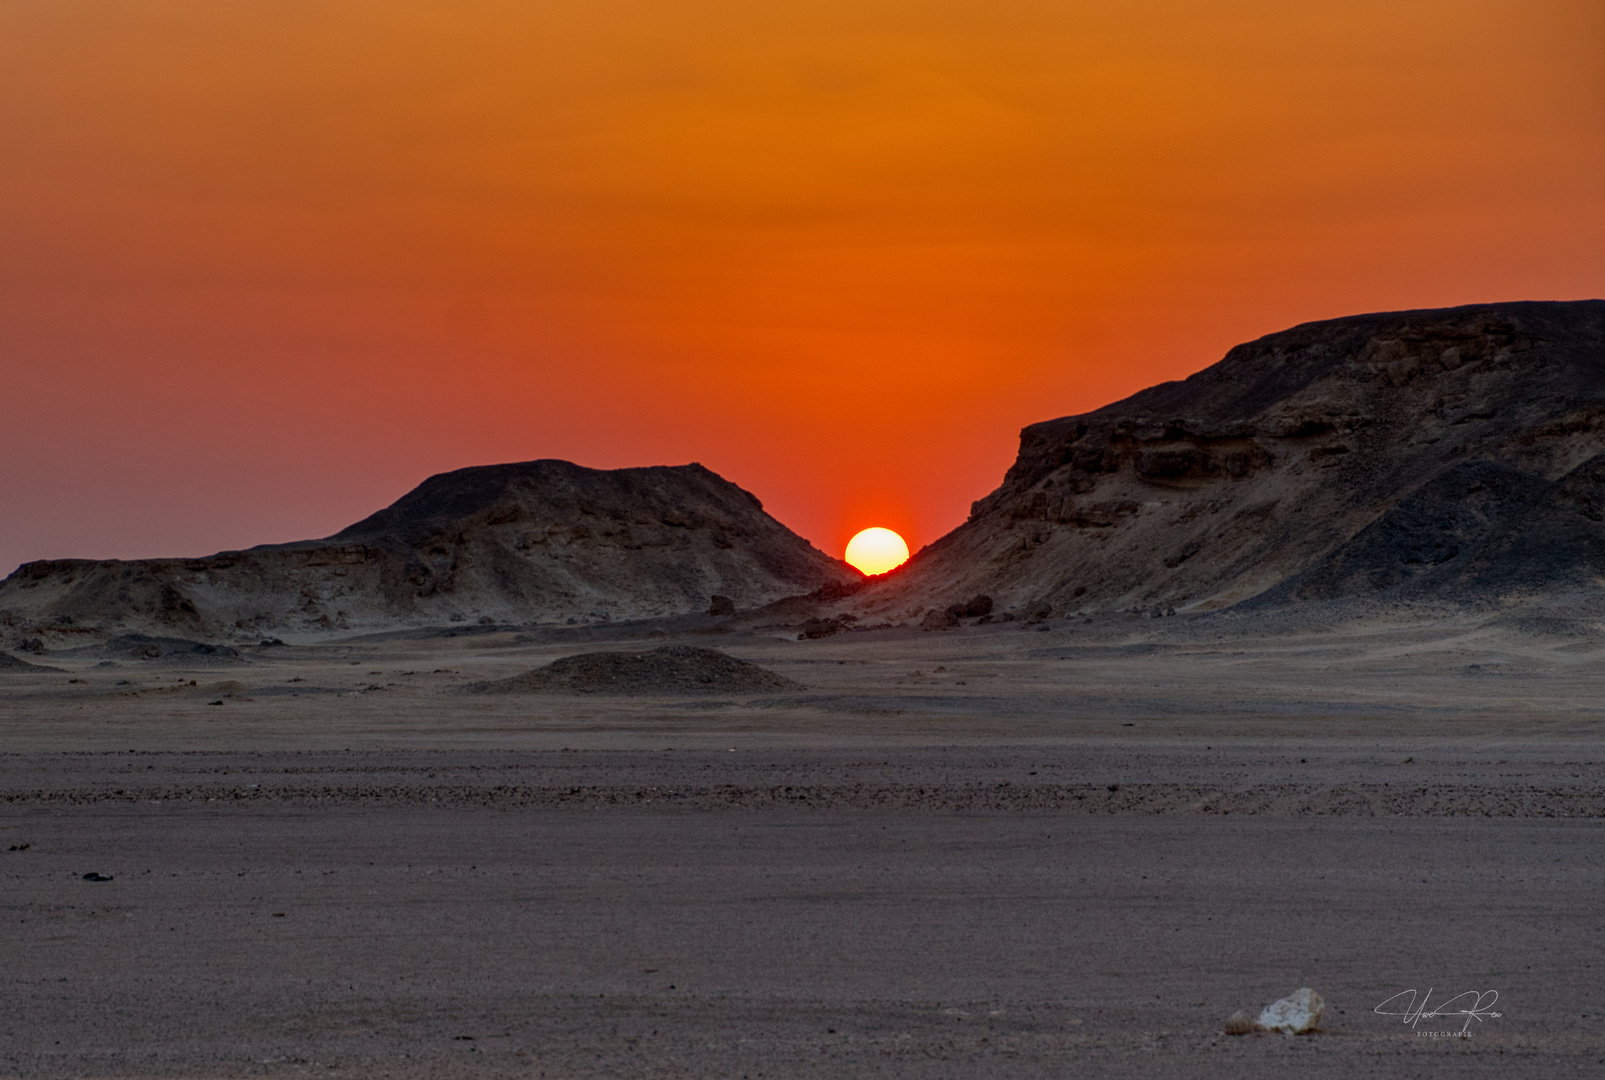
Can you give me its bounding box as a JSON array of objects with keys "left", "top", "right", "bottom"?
[{"left": 3, "top": 613, "right": 1603, "bottom": 1077}]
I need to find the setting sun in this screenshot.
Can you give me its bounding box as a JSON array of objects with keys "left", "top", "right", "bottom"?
[{"left": 844, "top": 528, "right": 910, "bottom": 576}]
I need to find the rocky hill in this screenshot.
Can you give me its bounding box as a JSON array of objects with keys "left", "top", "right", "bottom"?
[
  {"left": 849, "top": 300, "right": 1605, "bottom": 622},
  {"left": 0, "top": 461, "right": 859, "bottom": 640}
]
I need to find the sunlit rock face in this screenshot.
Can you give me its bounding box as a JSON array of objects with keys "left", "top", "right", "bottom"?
[
  {"left": 852, "top": 300, "right": 1605, "bottom": 621},
  {"left": 0, "top": 461, "right": 859, "bottom": 638}
]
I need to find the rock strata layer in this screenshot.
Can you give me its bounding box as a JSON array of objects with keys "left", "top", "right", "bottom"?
[{"left": 853, "top": 300, "right": 1605, "bottom": 620}]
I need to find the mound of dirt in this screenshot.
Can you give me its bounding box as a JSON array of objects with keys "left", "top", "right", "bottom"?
[
  {"left": 0, "top": 651, "right": 58, "bottom": 671},
  {"left": 468, "top": 646, "right": 803, "bottom": 696}
]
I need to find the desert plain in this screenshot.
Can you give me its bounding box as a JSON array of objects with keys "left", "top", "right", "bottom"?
[
  {"left": 6, "top": 302, "right": 1605, "bottom": 1077},
  {"left": 3, "top": 609, "right": 1602, "bottom": 1079}
]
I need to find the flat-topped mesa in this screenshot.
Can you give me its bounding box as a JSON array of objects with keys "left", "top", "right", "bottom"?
[
  {"left": 858, "top": 300, "right": 1605, "bottom": 622},
  {"left": 0, "top": 460, "right": 860, "bottom": 640}
]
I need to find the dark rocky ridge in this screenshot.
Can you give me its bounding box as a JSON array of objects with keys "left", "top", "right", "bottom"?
[
  {"left": 0, "top": 461, "right": 859, "bottom": 640},
  {"left": 847, "top": 300, "right": 1605, "bottom": 621}
]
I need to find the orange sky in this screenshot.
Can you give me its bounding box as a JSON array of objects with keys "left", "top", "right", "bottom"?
[{"left": 2, "top": 0, "right": 1602, "bottom": 572}]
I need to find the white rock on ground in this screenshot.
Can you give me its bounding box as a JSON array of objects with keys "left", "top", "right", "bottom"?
[{"left": 1257, "top": 987, "right": 1325, "bottom": 1034}]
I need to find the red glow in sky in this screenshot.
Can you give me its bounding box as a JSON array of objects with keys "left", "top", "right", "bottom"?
[{"left": 1, "top": 1, "right": 1601, "bottom": 572}]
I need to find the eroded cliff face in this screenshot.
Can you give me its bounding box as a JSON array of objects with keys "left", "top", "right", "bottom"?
[
  {"left": 852, "top": 300, "right": 1605, "bottom": 621},
  {"left": 0, "top": 461, "right": 859, "bottom": 641}
]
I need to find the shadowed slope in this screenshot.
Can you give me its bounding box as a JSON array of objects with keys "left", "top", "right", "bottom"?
[{"left": 0, "top": 651, "right": 57, "bottom": 672}]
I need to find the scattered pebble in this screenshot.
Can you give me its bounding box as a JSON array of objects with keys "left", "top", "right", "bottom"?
[{"left": 1223, "top": 1010, "right": 1258, "bottom": 1035}]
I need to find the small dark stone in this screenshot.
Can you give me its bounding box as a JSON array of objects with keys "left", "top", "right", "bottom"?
[
  {"left": 946, "top": 595, "right": 994, "bottom": 619},
  {"left": 707, "top": 595, "right": 736, "bottom": 617},
  {"left": 81, "top": 872, "right": 113, "bottom": 882},
  {"left": 798, "top": 617, "right": 845, "bottom": 640}
]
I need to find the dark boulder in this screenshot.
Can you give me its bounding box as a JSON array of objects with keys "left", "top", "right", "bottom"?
[{"left": 946, "top": 595, "right": 994, "bottom": 619}]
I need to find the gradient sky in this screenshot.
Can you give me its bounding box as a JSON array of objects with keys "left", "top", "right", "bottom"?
[{"left": 2, "top": 0, "right": 1602, "bottom": 573}]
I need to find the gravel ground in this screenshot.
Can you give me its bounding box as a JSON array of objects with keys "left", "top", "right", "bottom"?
[
  {"left": 2, "top": 618, "right": 1602, "bottom": 1077},
  {"left": 4, "top": 799, "right": 1602, "bottom": 1079}
]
